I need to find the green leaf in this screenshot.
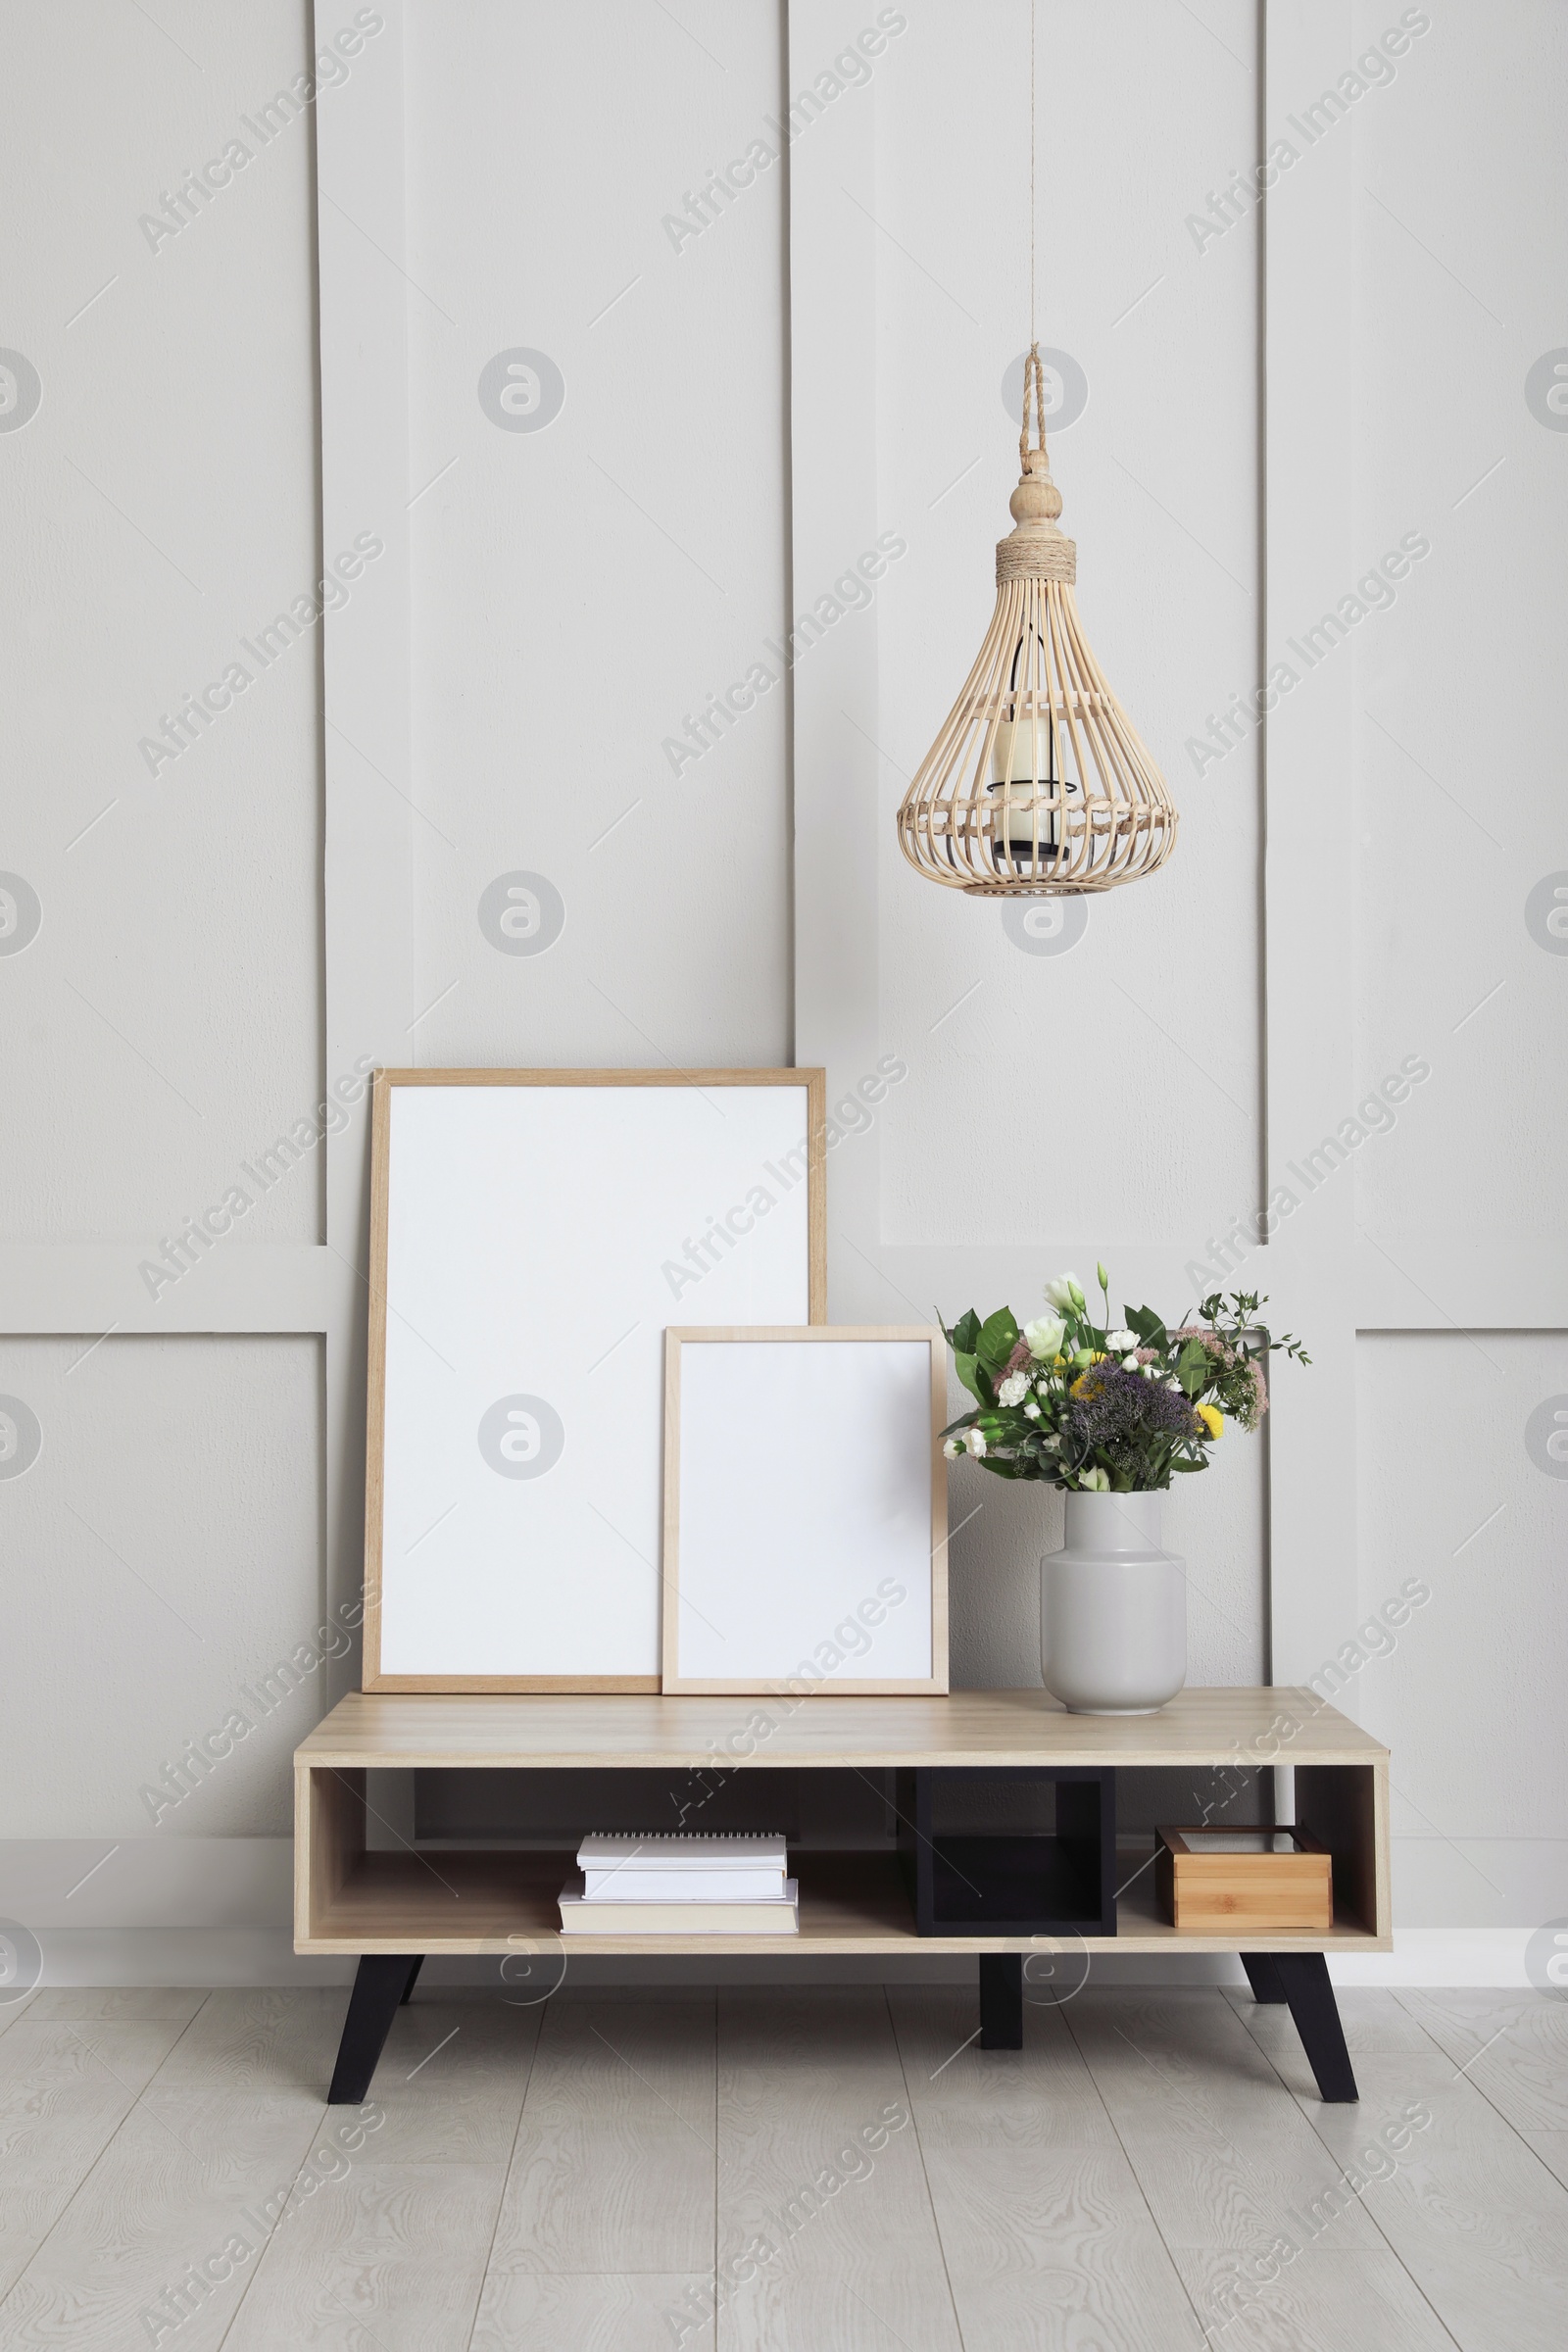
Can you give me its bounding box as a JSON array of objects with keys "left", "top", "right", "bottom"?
[
  {"left": 1125, "top": 1303, "right": 1169, "bottom": 1351},
  {"left": 948, "top": 1308, "right": 981, "bottom": 1357},
  {"left": 1176, "top": 1337, "right": 1209, "bottom": 1396},
  {"left": 952, "top": 1351, "right": 984, "bottom": 1403},
  {"left": 1171, "top": 1456, "right": 1206, "bottom": 1472},
  {"left": 976, "top": 1306, "right": 1020, "bottom": 1372}
]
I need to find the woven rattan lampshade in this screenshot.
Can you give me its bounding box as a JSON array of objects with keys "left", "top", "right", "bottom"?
[{"left": 896, "top": 348, "right": 1178, "bottom": 897}]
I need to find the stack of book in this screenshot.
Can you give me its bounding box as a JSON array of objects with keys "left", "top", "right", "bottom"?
[{"left": 558, "top": 1833, "right": 798, "bottom": 1935}]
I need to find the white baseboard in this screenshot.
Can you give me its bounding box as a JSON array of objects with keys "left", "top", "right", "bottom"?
[
  {"left": 1323, "top": 1932, "right": 1540, "bottom": 1988},
  {"left": 25, "top": 1930, "right": 356, "bottom": 1986},
  {"left": 21, "top": 1934, "right": 1541, "bottom": 1992}
]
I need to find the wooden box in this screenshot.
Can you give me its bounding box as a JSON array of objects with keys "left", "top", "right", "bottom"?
[{"left": 1155, "top": 1826, "right": 1332, "bottom": 1935}]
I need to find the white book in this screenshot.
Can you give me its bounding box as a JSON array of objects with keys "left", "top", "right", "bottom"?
[
  {"left": 576, "top": 1832, "right": 787, "bottom": 1874},
  {"left": 582, "top": 1867, "right": 787, "bottom": 1902},
  {"left": 558, "top": 1875, "right": 799, "bottom": 1936}
]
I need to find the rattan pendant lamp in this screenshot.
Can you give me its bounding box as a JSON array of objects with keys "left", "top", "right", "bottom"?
[{"left": 896, "top": 14, "right": 1178, "bottom": 898}]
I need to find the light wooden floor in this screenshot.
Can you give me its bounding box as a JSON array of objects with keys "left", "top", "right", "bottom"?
[{"left": 0, "top": 1981, "right": 1565, "bottom": 2348}]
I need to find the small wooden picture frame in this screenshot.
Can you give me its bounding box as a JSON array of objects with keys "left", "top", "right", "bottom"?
[
  {"left": 661, "top": 1326, "right": 949, "bottom": 1696},
  {"left": 1155, "top": 1825, "right": 1333, "bottom": 1935}
]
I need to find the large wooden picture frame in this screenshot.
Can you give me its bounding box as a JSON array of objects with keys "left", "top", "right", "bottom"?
[
  {"left": 365, "top": 1069, "right": 826, "bottom": 1690},
  {"left": 661, "top": 1326, "right": 949, "bottom": 1696}
]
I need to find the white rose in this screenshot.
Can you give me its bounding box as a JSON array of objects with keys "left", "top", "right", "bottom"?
[
  {"left": 1023, "top": 1400, "right": 1041, "bottom": 1419},
  {"left": 1022, "top": 1315, "right": 1066, "bottom": 1361},
  {"left": 1105, "top": 1329, "right": 1136, "bottom": 1351},
  {"left": 942, "top": 1436, "right": 962, "bottom": 1458},
  {"left": 997, "top": 1372, "right": 1029, "bottom": 1406},
  {"left": 963, "top": 1428, "right": 988, "bottom": 1459},
  {"left": 1121, "top": 1353, "right": 1141, "bottom": 1371}
]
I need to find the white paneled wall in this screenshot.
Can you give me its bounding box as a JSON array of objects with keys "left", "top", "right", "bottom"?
[
  {"left": 1357, "top": 1333, "right": 1568, "bottom": 1925},
  {"left": 0, "top": 0, "right": 1563, "bottom": 1981},
  {"left": 1351, "top": 0, "right": 1568, "bottom": 1239},
  {"left": 399, "top": 0, "right": 791, "bottom": 1074},
  {"left": 0, "top": 0, "right": 324, "bottom": 1247},
  {"left": 0, "top": 1334, "right": 326, "bottom": 1838}
]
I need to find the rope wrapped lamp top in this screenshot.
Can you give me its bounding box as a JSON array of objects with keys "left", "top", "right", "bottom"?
[{"left": 896, "top": 346, "right": 1178, "bottom": 898}]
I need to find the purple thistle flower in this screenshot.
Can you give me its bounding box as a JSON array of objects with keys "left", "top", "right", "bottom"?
[{"left": 1069, "top": 1365, "right": 1200, "bottom": 1449}]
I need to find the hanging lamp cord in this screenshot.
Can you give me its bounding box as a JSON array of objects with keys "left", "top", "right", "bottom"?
[{"left": 1021, "top": 0, "right": 1048, "bottom": 469}]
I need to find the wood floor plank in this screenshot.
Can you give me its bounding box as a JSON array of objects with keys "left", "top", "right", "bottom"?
[
  {"left": 1065, "top": 1989, "right": 1381, "bottom": 2251},
  {"left": 0, "top": 2085, "right": 323, "bottom": 2350},
  {"left": 364, "top": 2001, "right": 541, "bottom": 2163},
  {"left": 946, "top": 2216, "right": 1205, "bottom": 2352},
  {"left": 1065, "top": 1987, "right": 1294, "bottom": 2116},
  {"left": 720, "top": 1987, "right": 922, "bottom": 2105},
  {"left": 142, "top": 1988, "right": 350, "bottom": 2098},
  {"left": 1398, "top": 1989, "right": 1568, "bottom": 2135},
  {"left": 24, "top": 1989, "right": 207, "bottom": 2024},
  {"left": 487, "top": 1998, "right": 715, "bottom": 2274},
  {"left": 1175, "top": 2248, "right": 1459, "bottom": 2351},
  {"left": 1294, "top": 2050, "right": 1568, "bottom": 2352},
  {"left": 490, "top": 2111, "right": 715, "bottom": 2274},
  {"left": 517, "top": 1997, "right": 715, "bottom": 2129},
  {"left": 223, "top": 2158, "right": 509, "bottom": 2351},
  {"left": 718, "top": 2095, "right": 935, "bottom": 2272},
  {"left": 718, "top": 2255, "right": 963, "bottom": 2351},
  {"left": 0, "top": 1991, "right": 39, "bottom": 2039},
  {"left": 1111, "top": 2116, "right": 1384, "bottom": 2254},
  {"left": 472, "top": 2271, "right": 715, "bottom": 2352},
  {"left": 717, "top": 1990, "right": 945, "bottom": 2278},
  {"left": 886, "top": 1984, "right": 1117, "bottom": 2142},
  {"left": 0, "top": 2018, "right": 194, "bottom": 2097},
  {"left": 1226, "top": 1984, "right": 1443, "bottom": 2054},
  {"left": 0, "top": 2077, "right": 139, "bottom": 2300},
  {"left": 1523, "top": 2131, "right": 1568, "bottom": 2190},
  {"left": 869, "top": 1987, "right": 1201, "bottom": 2346}
]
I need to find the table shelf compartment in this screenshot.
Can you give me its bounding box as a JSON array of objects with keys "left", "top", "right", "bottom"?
[
  {"left": 294, "top": 1690, "right": 1392, "bottom": 1959},
  {"left": 896, "top": 1766, "right": 1116, "bottom": 1936}
]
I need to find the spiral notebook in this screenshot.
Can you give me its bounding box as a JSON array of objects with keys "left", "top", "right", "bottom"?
[{"left": 574, "top": 1832, "right": 789, "bottom": 1903}]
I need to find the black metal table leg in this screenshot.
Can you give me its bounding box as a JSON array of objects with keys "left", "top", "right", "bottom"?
[
  {"left": 979, "top": 1954, "right": 1023, "bottom": 2049},
  {"left": 1241, "top": 1952, "right": 1288, "bottom": 2004},
  {"left": 1272, "top": 1953, "right": 1358, "bottom": 2102},
  {"left": 400, "top": 1956, "right": 423, "bottom": 2005},
  {"left": 328, "top": 1955, "right": 418, "bottom": 2103}
]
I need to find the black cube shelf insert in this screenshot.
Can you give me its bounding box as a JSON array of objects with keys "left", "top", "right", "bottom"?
[{"left": 896, "top": 1766, "right": 1116, "bottom": 1937}]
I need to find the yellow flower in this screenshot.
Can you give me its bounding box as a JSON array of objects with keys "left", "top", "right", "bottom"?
[{"left": 1196, "top": 1403, "right": 1224, "bottom": 1441}]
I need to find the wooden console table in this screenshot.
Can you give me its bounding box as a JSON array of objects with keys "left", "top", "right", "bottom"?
[{"left": 295, "top": 1688, "right": 1390, "bottom": 2106}]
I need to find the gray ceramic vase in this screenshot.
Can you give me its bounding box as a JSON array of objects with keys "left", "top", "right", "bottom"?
[{"left": 1041, "top": 1490, "right": 1187, "bottom": 1714}]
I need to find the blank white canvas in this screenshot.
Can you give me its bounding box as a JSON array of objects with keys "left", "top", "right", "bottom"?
[
  {"left": 673, "top": 1340, "right": 934, "bottom": 1684},
  {"left": 378, "top": 1084, "right": 813, "bottom": 1676}
]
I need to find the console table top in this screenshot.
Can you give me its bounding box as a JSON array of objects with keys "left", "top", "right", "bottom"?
[{"left": 296, "top": 1686, "right": 1384, "bottom": 1772}]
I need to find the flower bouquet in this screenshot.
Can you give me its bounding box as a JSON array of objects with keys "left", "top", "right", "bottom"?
[
  {"left": 941, "top": 1265, "right": 1309, "bottom": 1495},
  {"left": 941, "top": 1266, "right": 1309, "bottom": 1712}
]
